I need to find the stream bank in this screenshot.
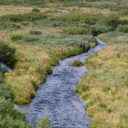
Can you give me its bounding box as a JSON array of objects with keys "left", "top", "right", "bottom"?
[{"left": 15, "top": 37, "right": 106, "bottom": 128}]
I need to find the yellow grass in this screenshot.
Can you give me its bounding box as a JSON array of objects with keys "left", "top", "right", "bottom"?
[
  {"left": 75, "top": 40, "right": 128, "bottom": 127},
  {"left": 0, "top": 5, "right": 53, "bottom": 16},
  {"left": 1, "top": 26, "right": 82, "bottom": 104},
  {"left": 58, "top": 7, "right": 112, "bottom": 15}
]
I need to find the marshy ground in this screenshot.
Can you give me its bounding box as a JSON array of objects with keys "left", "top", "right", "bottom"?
[{"left": 0, "top": 0, "right": 128, "bottom": 127}]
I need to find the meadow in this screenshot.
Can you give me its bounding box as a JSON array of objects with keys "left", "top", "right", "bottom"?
[{"left": 0, "top": 0, "right": 127, "bottom": 127}]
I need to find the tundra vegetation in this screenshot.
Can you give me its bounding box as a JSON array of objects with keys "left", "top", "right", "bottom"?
[{"left": 0, "top": 0, "right": 128, "bottom": 127}]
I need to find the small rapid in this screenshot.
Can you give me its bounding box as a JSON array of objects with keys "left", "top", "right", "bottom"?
[{"left": 16, "top": 37, "right": 106, "bottom": 128}]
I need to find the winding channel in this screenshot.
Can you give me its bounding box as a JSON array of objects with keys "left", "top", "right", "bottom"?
[{"left": 14, "top": 37, "right": 106, "bottom": 128}]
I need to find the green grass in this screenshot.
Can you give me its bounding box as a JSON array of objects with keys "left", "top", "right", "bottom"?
[{"left": 70, "top": 60, "right": 84, "bottom": 67}]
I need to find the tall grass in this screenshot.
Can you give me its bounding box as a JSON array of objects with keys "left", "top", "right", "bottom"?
[{"left": 74, "top": 35, "right": 128, "bottom": 128}]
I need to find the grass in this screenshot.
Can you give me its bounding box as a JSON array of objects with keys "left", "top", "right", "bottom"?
[
  {"left": 74, "top": 34, "right": 128, "bottom": 127},
  {"left": 2, "top": 25, "right": 95, "bottom": 104},
  {"left": 0, "top": 65, "right": 52, "bottom": 128},
  {"left": 0, "top": 0, "right": 126, "bottom": 106},
  {"left": 98, "top": 32, "right": 128, "bottom": 44},
  {"left": 0, "top": 0, "right": 127, "bottom": 126},
  {"left": 70, "top": 60, "right": 84, "bottom": 67}
]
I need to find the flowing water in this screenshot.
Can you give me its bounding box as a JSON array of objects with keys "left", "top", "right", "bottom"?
[
  {"left": 0, "top": 62, "right": 13, "bottom": 72},
  {"left": 56, "top": 9, "right": 70, "bottom": 13},
  {"left": 16, "top": 37, "right": 106, "bottom": 128}
]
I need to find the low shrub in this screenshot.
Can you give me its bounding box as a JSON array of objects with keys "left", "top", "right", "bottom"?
[
  {"left": 90, "top": 24, "right": 111, "bottom": 36},
  {"left": 116, "top": 25, "right": 128, "bottom": 33},
  {"left": 120, "top": 19, "right": 128, "bottom": 25},
  {"left": 0, "top": 68, "right": 33, "bottom": 128},
  {"left": 45, "top": 65, "right": 52, "bottom": 75},
  {"left": 57, "top": 13, "right": 103, "bottom": 25},
  {"left": 104, "top": 14, "right": 120, "bottom": 28},
  {"left": 0, "top": 12, "right": 46, "bottom": 23},
  {"left": 29, "top": 30, "right": 42, "bottom": 35},
  {"left": 70, "top": 60, "right": 84, "bottom": 67},
  {"left": 78, "top": 41, "right": 90, "bottom": 52},
  {"left": 0, "top": 21, "right": 21, "bottom": 29},
  {"left": 0, "top": 43, "right": 17, "bottom": 68},
  {"left": 32, "top": 8, "right": 40, "bottom": 13},
  {"left": 37, "top": 115, "right": 52, "bottom": 128},
  {"left": 24, "top": 35, "right": 40, "bottom": 42},
  {"left": 10, "top": 32, "right": 24, "bottom": 41},
  {"left": 9, "top": 22, "right": 21, "bottom": 29},
  {"left": 63, "top": 27, "right": 89, "bottom": 35},
  {"left": 0, "top": 84, "right": 12, "bottom": 100}
]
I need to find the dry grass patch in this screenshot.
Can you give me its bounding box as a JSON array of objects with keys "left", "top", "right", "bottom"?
[
  {"left": 64, "top": 7, "right": 112, "bottom": 15},
  {"left": 74, "top": 44, "right": 128, "bottom": 128},
  {"left": 98, "top": 32, "right": 128, "bottom": 44},
  {"left": 0, "top": 5, "right": 53, "bottom": 16}
]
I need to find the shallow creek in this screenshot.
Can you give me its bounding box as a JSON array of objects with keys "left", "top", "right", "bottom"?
[{"left": 15, "top": 37, "right": 106, "bottom": 128}]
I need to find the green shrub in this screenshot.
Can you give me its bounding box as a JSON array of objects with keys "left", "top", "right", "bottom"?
[
  {"left": 63, "top": 27, "right": 89, "bottom": 35},
  {"left": 120, "top": 19, "right": 128, "bottom": 25},
  {"left": 57, "top": 13, "right": 103, "bottom": 25},
  {"left": 104, "top": 14, "right": 120, "bottom": 27},
  {"left": 116, "top": 25, "right": 128, "bottom": 33},
  {"left": 29, "top": 30, "right": 42, "bottom": 35},
  {"left": 0, "top": 84, "right": 12, "bottom": 100},
  {"left": 0, "top": 21, "right": 21, "bottom": 29},
  {"left": 0, "top": 43, "right": 17, "bottom": 68},
  {"left": 91, "top": 24, "right": 111, "bottom": 36},
  {"left": 24, "top": 35, "right": 40, "bottom": 42},
  {"left": 32, "top": 8, "right": 40, "bottom": 13},
  {"left": 49, "top": 58, "right": 59, "bottom": 66},
  {"left": 70, "top": 60, "right": 84, "bottom": 67},
  {"left": 31, "top": 80, "right": 38, "bottom": 91},
  {"left": 37, "top": 115, "right": 52, "bottom": 128},
  {"left": 78, "top": 41, "right": 90, "bottom": 52},
  {"left": 10, "top": 32, "right": 24, "bottom": 41},
  {"left": 0, "top": 97, "right": 33, "bottom": 128},
  {"left": 0, "top": 67, "right": 34, "bottom": 128},
  {"left": 9, "top": 22, "right": 21, "bottom": 29},
  {"left": 45, "top": 65, "right": 52, "bottom": 75},
  {"left": 99, "top": 103, "right": 107, "bottom": 109},
  {"left": 0, "top": 12, "right": 46, "bottom": 22}
]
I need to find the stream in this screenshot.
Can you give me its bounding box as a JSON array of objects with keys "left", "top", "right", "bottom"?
[{"left": 15, "top": 37, "right": 106, "bottom": 128}]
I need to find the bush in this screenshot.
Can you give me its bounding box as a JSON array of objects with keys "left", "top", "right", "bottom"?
[
  {"left": 70, "top": 60, "right": 84, "bottom": 67},
  {"left": 10, "top": 32, "right": 24, "bottom": 41},
  {"left": 9, "top": 22, "right": 21, "bottom": 29},
  {"left": 0, "top": 12, "right": 46, "bottom": 22},
  {"left": 104, "top": 14, "right": 120, "bottom": 27},
  {"left": 0, "top": 84, "right": 12, "bottom": 100},
  {"left": 57, "top": 13, "right": 102, "bottom": 25},
  {"left": 0, "top": 43, "right": 17, "bottom": 68},
  {"left": 29, "top": 30, "right": 42, "bottom": 35},
  {"left": 45, "top": 65, "right": 52, "bottom": 75},
  {"left": 37, "top": 115, "right": 52, "bottom": 128},
  {"left": 24, "top": 35, "right": 40, "bottom": 42},
  {"left": 0, "top": 70, "right": 32, "bottom": 128},
  {"left": 63, "top": 27, "right": 89, "bottom": 35},
  {"left": 91, "top": 24, "right": 111, "bottom": 36},
  {"left": 32, "top": 8, "right": 40, "bottom": 13},
  {"left": 78, "top": 41, "right": 90, "bottom": 52},
  {"left": 0, "top": 21, "right": 21, "bottom": 29},
  {"left": 116, "top": 25, "right": 128, "bottom": 33},
  {"left": 0, "top": 97, "right": 33, "bottom": 128}
]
